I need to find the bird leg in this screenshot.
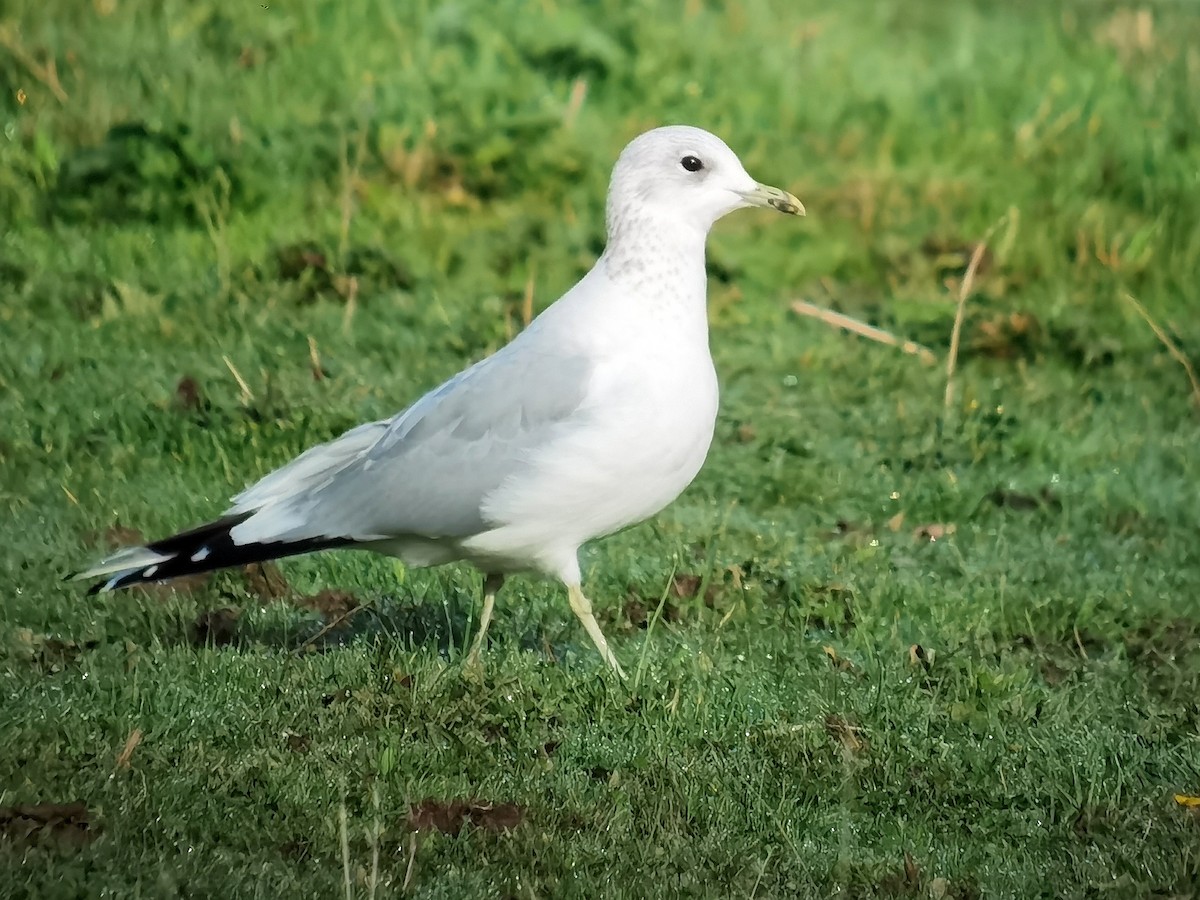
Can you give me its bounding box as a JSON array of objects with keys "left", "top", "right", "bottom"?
[
  {"left": 567, "top": 584, "right": 626, "bottom": 678},
  {"left": 466, "top": 573, "right": 504, "bottom": 666}
]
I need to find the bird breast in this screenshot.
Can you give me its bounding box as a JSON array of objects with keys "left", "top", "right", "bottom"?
[{"left": 478, "top": 331, "right": 719, "bottom": 556}]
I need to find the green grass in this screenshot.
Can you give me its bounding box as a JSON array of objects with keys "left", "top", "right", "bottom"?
[{"left": 2, "top": 0, "right": 1200, "bottom": 896}]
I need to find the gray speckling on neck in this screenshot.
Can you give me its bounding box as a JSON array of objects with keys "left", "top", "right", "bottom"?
[{"left": 602, "top": 202, "right": 709, "bottom": 311}]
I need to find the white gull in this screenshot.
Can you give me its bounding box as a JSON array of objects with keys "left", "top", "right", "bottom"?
[{"left": 73, "top": 125, "right": 805, "bottom": 676}]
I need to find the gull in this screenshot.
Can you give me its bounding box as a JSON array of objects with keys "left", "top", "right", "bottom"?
[{"left": 72, "top": 125, "right": 804, "bottom": 676}]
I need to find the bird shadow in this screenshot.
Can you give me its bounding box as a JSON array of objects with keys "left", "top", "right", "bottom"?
[{"left": 173, "top": 586, "right": 566, "bottom": 662}]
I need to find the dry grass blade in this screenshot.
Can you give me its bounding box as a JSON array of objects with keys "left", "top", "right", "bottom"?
[
  {"left": 563, "top": 77, "right": 588, "bottom": 129},
  {"left": 944, "top": 214, "right": 1009, "bottom": 415},
  {"left": 0, "top": 25, "right": 69, "bottom": 103},
  {"left": 790, "top": 300, "right": 937, "bottom": 364},
  {"left": 307, "top": 336, "right": 324, "bottom": 381},
  {"left": 222, "top": 355, "right": 254, "bottom": 403},
  {"left": 342, "top": 275, "right": 359, "bottom": 335},
  {"left": 295, "top": 602, "right": 367, "bottom": 654},
  {"left": 1120, "top": 292, "right": 1200, "bottom": 412},
  {"left": 112, "top": 728, "right": 143, "bottom": 772},
  {"left": 523, "top": 268, "right": 536, "bottom": 327},
  {"left": 403, "top": 831, "right": 418, "bottom": 892},
  {"left": 944, "top": 242, "right": 988, "bottom": 412}
]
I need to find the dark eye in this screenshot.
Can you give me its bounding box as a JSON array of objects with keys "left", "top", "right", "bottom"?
[{"left": 680, "top": 155, "right": 704, "bottom": 172}]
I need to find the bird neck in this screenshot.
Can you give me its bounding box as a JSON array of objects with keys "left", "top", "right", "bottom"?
[{"left": 599, "top": 208, "right": 709, "bottom": 314}]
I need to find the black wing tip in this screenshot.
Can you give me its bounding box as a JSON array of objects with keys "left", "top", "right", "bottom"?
[
  {"left": 144, "top": 512, "right": 254, "bottom": 556},
  {"left": 70, "top": 512, "right": 354, "bottom": 595}
]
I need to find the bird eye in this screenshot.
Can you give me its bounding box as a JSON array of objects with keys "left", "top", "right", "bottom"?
[{"left": 680, "top": 155, "right": 704, "bottom": 172}]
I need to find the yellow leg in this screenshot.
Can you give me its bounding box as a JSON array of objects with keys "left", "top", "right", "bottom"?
[
  {"left": 466, "top": 573, "right": 504, "bottom": 666},
  {"left": 567, "top": 584, "right": 626, "bottom": 678}
]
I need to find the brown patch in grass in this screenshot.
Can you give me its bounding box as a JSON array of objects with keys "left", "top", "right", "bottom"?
[
  {"left": 825, "top": 714, "right": 868, "bottom": 757},
  {"left": 877, "top": 850, "right": 923, "bottom": 895},
  {"left": 135, "top": 573, "right": 210, "bottom": 600},
  {"left": 986, "top": 486, "right": 1061, "bottom": 512},
  {"left": 913, "top": 523, "right": 956, "bottom": 542},
  {"left": 297, "top": 589, "right": 360, "bottom": 618},
  {"left": 908, "top": 643, "right": 933, "bottom": 671},
  {"left": 190, "top": 607, "right": 240, "bottom": 647},
  {"left": 622, "top": 588, "right": 682, "bottom": 630},
  {"left": 291, "top": 590, "right": 368, "bottom": 653},
  {"left": 0, "top": 803, "right": 97, "bottom": 849},
  {"left": 660, "top": 597, "right": 684, "bottom": 624},
  {"left": 242, "top": 562, "right": 290, "bottom": 602},
  {"left": 670, "top": 572, "right": 721, "bottom": 607},
  {"left": 822, "top": 645, "right": 856, "bottom": 674},
  {"left": 87, "top": 524, "right": 145, "bottom": 549},
  {"left": 623, "top": 597, "right": 647, "bottom": 628},
  {"left": 670, "top": 573, "right": 702, "bottom": 599},
  {"left": 406, "top": 800, "right": 526, "bottom": 835},
  {"left": 825, "top": 518, "right": 874, "bottom": 545},
  {"left": 970, "top": 311, "right": 1043, "bottom": 360},
  {"left": 173, "top": 375, "right": 205, "bottom": 413},
  {"left": 903, "top": 851, "right": 921, "bottom": 889},
  {"left": 276, "top": 242, "right": 329, "bottom": 281}
]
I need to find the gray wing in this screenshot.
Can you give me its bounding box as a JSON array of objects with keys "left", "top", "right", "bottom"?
[{"left": 231, "top": 338, "right": 592, "bottom": 544}]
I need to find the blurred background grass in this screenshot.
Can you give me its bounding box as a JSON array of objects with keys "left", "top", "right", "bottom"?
[{"left": 1, "top": 0, "right": 1199, "bottom": 897}]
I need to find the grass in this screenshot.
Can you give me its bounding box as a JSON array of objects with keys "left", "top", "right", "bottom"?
[{"left": 2, "top": 0, "right": 1199, "bottom": 896}]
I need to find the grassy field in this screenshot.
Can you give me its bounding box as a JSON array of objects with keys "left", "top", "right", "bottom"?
[{"left": 3, "top": 0, "right": 1200, "bottom": 896}]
